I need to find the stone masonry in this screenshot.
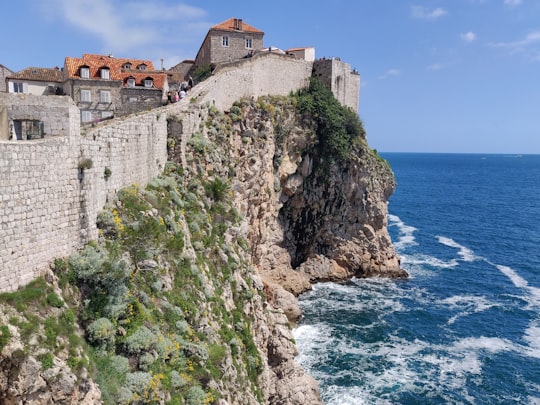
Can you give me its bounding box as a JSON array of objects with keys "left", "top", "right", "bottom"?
[{"left": 0, "top": 51, "right": 359, "bottom": 292}]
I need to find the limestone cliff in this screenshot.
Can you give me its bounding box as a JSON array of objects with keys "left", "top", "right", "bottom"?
[{"left": 0, "top": 84, "right": 403, "bottom": 405}]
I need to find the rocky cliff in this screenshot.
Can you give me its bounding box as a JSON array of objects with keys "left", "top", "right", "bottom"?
[{"left": 0, "top": 82, "right": 404, "bottom": 404}]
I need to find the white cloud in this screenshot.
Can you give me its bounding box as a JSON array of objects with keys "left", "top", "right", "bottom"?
[
  {"left": 49, "top": 0, "right": 210, "bottom": 67},
  {"left": 460, "top": 32, "right": 477, "bottom": 42},
  {"left": 411, "top": 6, "right": 448, "bottom": 20},
  {"left": 504, "top": 0, "right": 523, "bottom": 6},
  {"left": 379, "top": 69, "right": 401, "bottom": 79},
  {"left": 491, "top": 31, "right": 540, "bottom": 48},
  {"left": 489, "top": 31, "right": 540, "bottom": 60}
]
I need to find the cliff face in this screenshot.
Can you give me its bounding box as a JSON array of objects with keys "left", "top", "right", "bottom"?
[
  {"left": 0, "top": 90, "right": 403, "bottom": 405},
  {"left": 226, "top": 95, "right": 405, "bottom": 305}
]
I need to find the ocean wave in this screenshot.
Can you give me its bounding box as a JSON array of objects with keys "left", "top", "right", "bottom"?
[
  {"left": 402, "top": 253, "right": 459, "bottom": 269},
  {"left": 436, "top": 236, "right": 479, "bottom": 262},
  {"left": 389, "top": 214, "right": 417, "bottom": 250},
  {"left": 494, "top": 264, "right": 540, "bottom": 309},
  {"left": 441, "top": 295, "right": 499, "bottom": 324}
]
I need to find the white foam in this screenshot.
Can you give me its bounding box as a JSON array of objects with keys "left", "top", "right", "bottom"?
[
  {"left": 494, "top": 264, "right": 540, "bottom": 309},
  {"left": 452, "top": 336, "right": 514, "bottom": 354},
  {"left": 403, "top": 253, "right": 458, "bottom": 269},
  {"left": 441, "top": 295, "right": 498, "bottom": 324},
  {"left": 497, "top": 264, "right": 529, "bottom": 289},
  {"left": 324, "top": 385, "right": 387, "bottom": 405},
  {"left": 437, "top": 236, "right": 478, "bottom": 262},
  {"left": 523, "top": 324, "right": 540, "bottom": 359},
  {"left": 389, "top": 214, "right": 417, "bottom": 250}
]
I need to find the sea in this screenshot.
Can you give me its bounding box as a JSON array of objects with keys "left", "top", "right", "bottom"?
[{"left": 293, "top": 153, "right": 540, "bottom": 404}]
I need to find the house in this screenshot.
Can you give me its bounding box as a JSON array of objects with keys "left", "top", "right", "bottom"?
[
  {"left": 286, "top": 47, "right": 316, "bottom": 62},
  {"left": 6, "top": 67, "right": 63, "bottom": 95},
  {"left": 194, "top": 18, "right": 265, "bottom": 69},
  {"left": 63, "top": 53, "right": 168, "bottom": 123},
  {"left": 0, "top": 64, "right": 14, "bottom": 92},
  {"left": 167, "top": 59, "right": 194, "bottom": 92}
]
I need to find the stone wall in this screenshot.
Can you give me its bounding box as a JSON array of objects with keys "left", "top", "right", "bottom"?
[
  {"left": 197, "top": 52, "right": 313, "bottom": 111},
  {"left": 0, "top": 51, "right": 358, "bottom": 292},
  {"left": 0, "top": 93, "right": 167, "bottom": 292},
  {"left": 0, "top": 65, "right": 14, "bottom": 93},
  {"left": 312, "top": 58, "right": 360, "bottom": 112}
]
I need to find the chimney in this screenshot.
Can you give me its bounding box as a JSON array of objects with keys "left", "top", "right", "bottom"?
[{"left": 234, "top": 18, "right": 243, "bottom": 31}]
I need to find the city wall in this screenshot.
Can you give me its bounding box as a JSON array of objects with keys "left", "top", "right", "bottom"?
[
  {"left": 0, "top": 52, "right": 358, "bottom": 292},
  {"left": 0, "top": 94, "right": 167, "bottom": 291}
]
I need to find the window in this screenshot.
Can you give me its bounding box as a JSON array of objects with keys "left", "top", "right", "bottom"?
[
  {"left": 100, "top": 68, "right": 110, "bottom": 79},
  {"left": 80, "top": 67, "right": 90, "bottom": 78},
  {"left": 13, "top": 83, "right": 24, "bottom": 93},
  {"left": 100, "top": 90, "right": 111, "bottom": 103},
  {"left": 222, "top": 36, "right": 229, "bottom": 47},
  {"left": 81, "top": 111, "right": 92, "bottom": 123},
  {"left": 80, "top": 89, "right": 91, "bottom": 102},
  {"left": 144, "top": 79, "right": 153, "bottom": 88},
  {"left": 245, "top": 38, "right": 252, "bottom": 49},
  {"left": 101, "top": 111, "right": 113, "bottom": 119},
  {"left": 137, "top": 64, "right": 147, "bottom": 71},
  {"left": 127, "top": 78, "right": 136, "bottom": 87},
  {"left": 123, "top": 63, "right": 132, "bottom": 69}
]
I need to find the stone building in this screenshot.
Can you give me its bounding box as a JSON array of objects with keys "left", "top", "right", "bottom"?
[
  {"left": 194, "top": 18, "right": 265, "bottom": 68},
  {"left": 63, "top": 53, "right": 168, "bottom": 123},
  {"left": 6, "top": 67, "right": 63, "bottom": 96},
  {"left": 0, "top": 64, "right": 14, "bottom": 92},
  {"left": 312, "top": 57, "right": 361, "bottom": 112}
]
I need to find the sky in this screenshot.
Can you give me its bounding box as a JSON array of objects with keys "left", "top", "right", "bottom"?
[{"left": 1, "top": 0, "right": 540, "bottom": 154}]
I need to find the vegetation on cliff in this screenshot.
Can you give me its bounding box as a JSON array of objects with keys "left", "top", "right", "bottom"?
[
  {"left": 0, "top": 85, "right": 396, "bottom": 404},
  {"left": 294, "top": 78, "right": 367, "bottom": 166}
]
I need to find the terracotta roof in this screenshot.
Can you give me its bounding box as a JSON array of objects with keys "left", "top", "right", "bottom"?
[
  {"left": 211, "top": 18, "right": 264, "bottom": 34},
  {"left": 64, "top": 53, "right": 166, "bottom": 89},
  {"left": 8, "top": 67, "right": 63, "bottom": 82}
]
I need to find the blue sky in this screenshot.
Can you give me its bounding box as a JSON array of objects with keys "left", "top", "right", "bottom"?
[{"left": 2, "top": 0, "right": 540, "bottom": 153}]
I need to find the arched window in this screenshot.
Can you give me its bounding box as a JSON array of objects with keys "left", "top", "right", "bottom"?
[{"left": 126, "top": 77, "right": 136, "bottom": 87}]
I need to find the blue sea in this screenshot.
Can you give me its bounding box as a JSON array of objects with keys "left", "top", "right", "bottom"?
[{"left": 293, "top": 153, "right": 540, "bottom": 404}]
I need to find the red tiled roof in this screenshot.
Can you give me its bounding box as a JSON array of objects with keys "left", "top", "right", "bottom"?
[
  {"left": 8, "top": 67, "right": 63, "bottom": 82},
  {"left": 64, "top": 53, "right": 166, "bottom": 89},
  {"left": 211, "top": 18, "right": 264, "bottom": 34}
]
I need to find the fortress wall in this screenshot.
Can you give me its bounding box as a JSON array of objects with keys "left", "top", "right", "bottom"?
[
  {"left": 199, "top": 53, "right": 313, "bottom": 111},
  {"left": 0, "top": 94, "right": 167, "bottom": 291},
  {"left": 0, "top": 53, "right": 357, "bottom": 292},
  {"left": 313, "top": 58, "right": 360, "bottom": 112},
  {"left": 79, "top": 111, "right": 168, "bottom": 242}
]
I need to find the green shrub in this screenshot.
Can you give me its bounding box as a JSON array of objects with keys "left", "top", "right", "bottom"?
[
  {"left": 0, "top": 325, "right": 11, "bottom": 351},
  {"left": 169, "top": 370, "right": 186, "bottom": 389},
  {"left": 294, "top": 77, "right": 366, "bottom": 165},
  {"left": 185, "top": 385, "right": 206, "bottom": 405},
  {"left": 205, "top": 178, "right": 230, "bottom": 201},
  {"left": 46, "top": 292, "right": 64, "bottom": 308},
  {"left": 87, "top": 317, "right": 116, "bottom": 348},
  {"left": 38, "top": 352, "right": 54, "bottom": 369},
  {"left": 193, "top": 63, "right": 212, "bottom": 82},
  {"left": 124, "top": 371, "right": 152, "bottom": 394},
  {"left": 124, "top": 326, "right": 155, "bottom": 354}
]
